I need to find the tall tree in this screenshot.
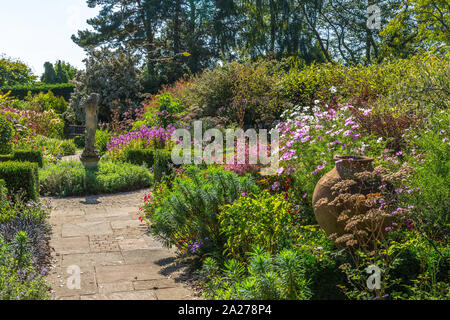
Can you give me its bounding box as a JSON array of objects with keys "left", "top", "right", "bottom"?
[
  {"left": 41, "top": 62, "right": 57, "bottom": 84},
  {"left": 41, "top": 61, "right": 77, "bottom": 84},
  {"left": 380, "top": 0, "right": 450, "bottom": 59},
  {"left": 68, "top": 47, "right": 143, "bottom": 124}
]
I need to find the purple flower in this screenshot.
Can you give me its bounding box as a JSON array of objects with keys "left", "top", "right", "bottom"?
[
  {"left": 272, "top": 182, "right": 281, "bottom": 191},
  {"left": 343, "top": 130, "right": 353, "bottom": 137}
]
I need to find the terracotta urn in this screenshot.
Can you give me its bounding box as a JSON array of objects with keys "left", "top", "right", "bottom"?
[{"left": 312, "top": 155, "right": 375, "bottom": 237}]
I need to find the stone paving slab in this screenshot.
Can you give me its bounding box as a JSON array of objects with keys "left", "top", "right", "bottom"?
[
  {"left": 62, "top": 221, "right": 113, "bottom": 237},
  {"left": 49, "top": 236, "right": 90, "bottom": 254},
  {"left": 95, "top": 263, "right": 166, "bottom": 283},
  {"left": 61, "top": 252, "right": 124, "bottom": 268},
  {"left": 44, "top": 189, "right": 199, "bottom": 300}
]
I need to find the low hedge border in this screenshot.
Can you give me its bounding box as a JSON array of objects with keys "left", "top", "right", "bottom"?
[
  {"left": 0, "top": 161, "right": 39, "bottom": 201},
  {"left": 125, "top": 148, "right": 173, "bottom": 183},
  {"left": 125, "top": 149, "right": 155, "bottom": 168},
  {"left": 0, "top": 150, "right": 44, "bottom": 168}
]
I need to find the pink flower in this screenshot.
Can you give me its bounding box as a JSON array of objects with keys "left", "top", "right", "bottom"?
[{"left": 302, "top": 193, "right": 308, "bottom": 199}]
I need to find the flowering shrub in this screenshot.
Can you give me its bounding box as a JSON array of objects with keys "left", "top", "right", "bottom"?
[
  {"left": 107, "top": 124, "right": 176, "bottom": 161},
  {"left": 0, "top": 107, "right": 63, "bottom": 138},
  {"left": 142, "top": 166, "right": 259, "bottom": 258},
  {"left": 222, "top": 142, "right": 264, "bottom": 176},
  {"left": 219, "top": 191, "right": 294, "bottom": 260},
  {"left": 274, "top": 103, "right": 388, "bottom": 221}
]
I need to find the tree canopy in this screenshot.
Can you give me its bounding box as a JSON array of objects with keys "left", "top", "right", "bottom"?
[
  {"left": 41, "top": 61, "right": 78, "bottom": 84},
  {"left": 72, "top": 0, "right": 449, "bottom": 92},
  {"left": 0, "top": 56, "right": 36, "bottom": 87}
]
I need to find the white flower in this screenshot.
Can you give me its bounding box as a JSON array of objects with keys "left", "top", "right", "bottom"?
[
  {"left": 377, "top": 137, "right": 383, "bottom": 144},
  {"left": 330, "top": 86, "right": 337, "bottom": 94},
  {"left": 314, "top": 100, "right": 320, "bottom": 105}
]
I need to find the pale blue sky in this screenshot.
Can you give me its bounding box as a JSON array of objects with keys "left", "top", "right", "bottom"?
[{"left": 0, "top": 0, "right": 100, "bottom": 76}]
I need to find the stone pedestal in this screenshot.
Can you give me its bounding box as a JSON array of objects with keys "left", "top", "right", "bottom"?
[{"left": 80, "top": 93, "right": 101, "bottom": 169}]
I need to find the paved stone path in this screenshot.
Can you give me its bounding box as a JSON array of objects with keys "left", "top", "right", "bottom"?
[
  {"left": 61, "top": 150, "right": 82, "bottom": 162},
  {"left": 45, "top": 189, "right": 199, "bottom": 300}
]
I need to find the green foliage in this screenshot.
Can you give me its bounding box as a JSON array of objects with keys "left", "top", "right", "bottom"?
[
  {"left": 39, "top": 161, "right": 153, "bottom": 196},
  {"left": 0, "top": 179, "right": 51, "bottom": 300},
  {"left": 95, "top": 129, "right": 112, "bottom": 155},
  {"left": 0, "top": 114, "right": 13, "bottom": 154},
  {"left": 202, "top": 247, "right": 311, "bottom": 300},
  {"left": 182, "top": 60, "right": 286, "bottom": 127},
  {"left": 153, "top": 149, "right": 173, "bottom": 183},
  {"left": 144, "top": 166, "right": 259, "bottom": 255},
  {"left": 380, "top": 0, "right": 449, "bottom": 59},
  {"left": 0, "top": 83, "right": 74, "bottom": 101},
  {"left": 153, "top": 93, "right": 185, "bottom": 128},
  {"left": 0, "top": 155, "right": 13, "bottom": 162},
  {"left": 403, "top": 111, "right": 450, "bottom": 239},
  {"left": 0, "top": 161, "right": 39, "bottom": 202},
  {"left": 219, "top": 191, "right": 294, "bottom": 260},
  {"left": 0, "top": 234, "right": 50, "bottom": 300},
  {"left": 0, "top": 57, "right": 36, "bottom": 87},
  {"left": 339, "top": 233, "right": 449, "bottom": 300},
  {"left": 31, "top": 136, "right": 76, "bottom": 158},
  {"left": 122, "top": 149, "right": 172, "bottom": 185},
  {"left": 73, "top": 135, "right": 85, "bottom": 149},
  {"left": 59, "top": 140, "right": 76, "bottom": 157},
  {"left": 125, "top": 149, "right": 155, "bottom": 168}
]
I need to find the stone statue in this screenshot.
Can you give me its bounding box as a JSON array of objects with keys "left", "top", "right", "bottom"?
[{"left": 80, "top": 93, "right": 101, "bottom": 169}]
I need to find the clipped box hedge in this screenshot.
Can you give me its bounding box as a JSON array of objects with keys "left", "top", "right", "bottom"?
[
  {"left": 0, "top": 155, "right": 14, "bottom": 162},
  {"left": 12, "top": 150, "right": 44, "bottom": 167},
  {"left": 154, "top": 149, "right": 173, "bottom": 183},
  {"left": 124, "top": 148, "right": 173, "bottom": 183},
  {"left": 125, "top": 148, "right": 155, "bottom": 168},
  {"left": 0, "top": 161, "right": 39, "bottom": 201},
  {"left": 0, "top": 150, "right": 44, "bottom": 168},
  {"left": 0, "top": 83, "right": 74, "bottom": 101}
]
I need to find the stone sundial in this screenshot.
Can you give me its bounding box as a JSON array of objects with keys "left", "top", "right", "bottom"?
[{"left": 80, "top": 93, "right": 101, "bottom": 169}]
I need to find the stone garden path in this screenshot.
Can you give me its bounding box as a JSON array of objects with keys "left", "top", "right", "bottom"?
[{"left": 44, "top": 189, "right": 199, "bottom": 300}]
